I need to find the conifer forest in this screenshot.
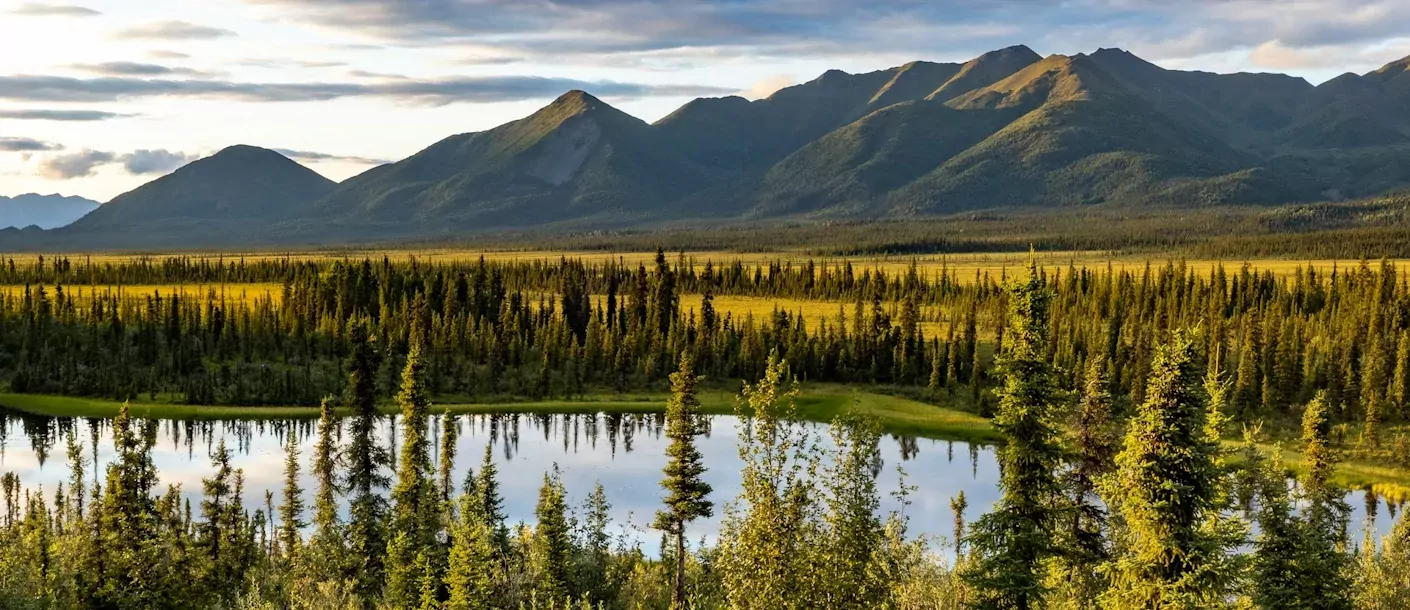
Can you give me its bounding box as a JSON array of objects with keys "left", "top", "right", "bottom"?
[{"left": 2, "top": 250, "right": 1410, "bottom": 608}]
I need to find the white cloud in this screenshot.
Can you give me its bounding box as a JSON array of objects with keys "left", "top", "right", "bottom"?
[
  {"left": 115, "top": 20, "right": 236, "bottom": 40},
  {"left": 119, "top": 149, "right": 199, "bottom": 174},
  {"left": 742, "top": 74, "right": 796, "bottom": 100},
  {"left": 39, "top": 149, "right": 115, "bottom": 178}
]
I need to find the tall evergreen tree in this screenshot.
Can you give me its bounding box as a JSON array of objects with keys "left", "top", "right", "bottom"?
[
  {"left": 307, "top": 397, "right": 344, "bottom": 578},
  {"left": 1251, "top": 439, "right": 1302, "bottom": 609},
  {"left": 1051, "top": 358, "right": 1117, "bottom": 607},
  {"left": 651, "top": 352, "right": 714, "bottom": 609},
  {"left": 1100, "top": 331, "right": 1245, "bottom": 609},
  {"left": 962, "top": 263, "right": 1066, "bottom": 609},
  {"left": 533, "top": 466, "right": 572, "bottom": 602},
  {"left": 278, "top": 427, "right": 305, "bottom": 561},
  {"left": 387, "top": 341, "right": 441, "bottom": 607},
  {"left": 342, "top": 321, "right": 390, "bottom": 606},
  {"left": 445, "top": 491, "right": 498, "bottom": 610},
  {"left": 474, "top": 444, "right": 508, "bottom": 552},
  {"left": 1296, "top": 391, "right": 1354, "bottom": 609}
]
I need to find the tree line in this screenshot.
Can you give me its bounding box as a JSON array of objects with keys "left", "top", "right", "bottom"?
[{"left": 6, "top": 253, "right": 1410, "bottom": 450}]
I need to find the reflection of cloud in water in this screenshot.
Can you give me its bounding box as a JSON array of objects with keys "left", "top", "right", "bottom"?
[{"left": 0, "top": 410, "right": 1399, "bottom": 555}]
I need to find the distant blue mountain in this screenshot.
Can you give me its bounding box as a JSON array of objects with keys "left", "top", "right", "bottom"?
[{"left": 0, "top": 193, "right": 100, "bottom": 229}]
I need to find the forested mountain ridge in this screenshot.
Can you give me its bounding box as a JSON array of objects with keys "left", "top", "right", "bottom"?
[
  {"left": 37, "top": 145, "right": 337, "bottom": 249},
  {"left": 9, "top": 45, "right": 1410, "bottom": 249}
]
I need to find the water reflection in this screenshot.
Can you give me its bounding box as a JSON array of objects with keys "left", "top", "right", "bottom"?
[
  {"left": 0, "top": 408, "right": 1004, "bottom": 552},
  {"left": 0, "top": 408, "right": 1400, "bottom": 553}
]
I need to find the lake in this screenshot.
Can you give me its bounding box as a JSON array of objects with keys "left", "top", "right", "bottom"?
[{"left": 0, "top": 408, "right": 1399, "bottom": 554}]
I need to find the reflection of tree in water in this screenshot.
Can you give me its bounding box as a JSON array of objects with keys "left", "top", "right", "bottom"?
[
  {"left": 893, "top": 434, "right": 920, "bottom": 462},
  {"left": 3, "top": 408, "right": 1408, "bottom": 540},
  {"left": 971, "top": 443, "right": 982, "bottom": 479}
]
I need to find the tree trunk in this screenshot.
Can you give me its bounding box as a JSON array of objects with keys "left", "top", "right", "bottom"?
[{"left": 672, "top": 525, "right": 686, "bottom": 609}]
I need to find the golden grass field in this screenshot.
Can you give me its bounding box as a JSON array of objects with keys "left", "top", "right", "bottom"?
[
  {"left": 0, "top": 283, "right": 957, "bottom": 336},
  {"left": 5, "top": 249, "right": 1401, "bottom": 284},
  {"left": 3, "top": 248, "right": 1393, "bottom": 336},
  {"left": 0, "top": 283, "right": 285, "bottom": 306}
]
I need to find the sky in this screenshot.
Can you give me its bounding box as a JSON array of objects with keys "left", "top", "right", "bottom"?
[{"left": 2, "top": 0, "right": 1409, "bottom": 202}]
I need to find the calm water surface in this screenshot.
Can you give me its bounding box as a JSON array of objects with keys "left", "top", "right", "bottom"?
[{"left": 0, "top": 409, "right": 1399, "bottom": 552}]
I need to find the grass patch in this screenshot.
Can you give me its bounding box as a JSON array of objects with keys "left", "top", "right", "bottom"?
[{"left": 1247, "top": 442, "right": 1410, "bottom": 504}]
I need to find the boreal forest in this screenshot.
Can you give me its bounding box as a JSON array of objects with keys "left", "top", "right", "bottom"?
[{"left": 0, "top": 251, "right": 1409, "bottom": 608}]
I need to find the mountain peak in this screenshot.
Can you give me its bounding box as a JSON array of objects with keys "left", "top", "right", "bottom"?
[
  {"left": 985, "top": 45, "right": 1041, "bottom": 61},
  {"left": 1091, "top": 47, "right": 1133, "bottom": 57},
  {"left": 208, "top": 144, "right": 292, "bottom": 163},
  {"left": 64, "top": 142, "right": 334, "bottom": 233},
  {"left": 549, "top": 89, "right": 603, "bottom": 110},
  {"left": 945, "top": 52, "right": 1123, "bottom": 110},
  {"left": 529, "top": 90, "right": 642, "bottom": 128},
  {"left": 926, "top": 44, "right": 1044, "bottom": 102},
  {"left": 869, "top": 60, "right": 964, "bottom": 107}
]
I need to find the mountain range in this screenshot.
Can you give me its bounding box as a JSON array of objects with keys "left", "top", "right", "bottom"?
[
  {"left": 8, "top": 45, "right": 1410, "bottom": 249},
  {"left": 0, "top": 194, "right": 99, "bottom": 230}
]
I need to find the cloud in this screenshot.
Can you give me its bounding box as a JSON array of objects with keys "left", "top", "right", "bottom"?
[
  {"left": 273, "top": 148, "right": 391, "bottom": 165},
  {"left": 33, "top": 148, "right": 199, "bottom": 179},
  {"left": 0, "top": 137, "right": 64, "bottom": 152},
  {"left": 1250, "top": 40, "right": 1340, "bottom": 70},
  {"left": 148, "top": 50, "right": 192, "bottom": 59},
  {"left": 119, "top": 149, "right": 200, "bottom": 174},
  {"left": 0, "top": 109, "right": 132, "bottom": 121},
  {"left": 742, "top": 75, "right": 796, "bottom": 100},
  {"left": 237, "top": 59, "right": 347, "bottom": 69},
  {"left": 0, "top": 74, "right": 732, "bottom": 105},
  {"left": 347, "top": 69, "right": 408, "bottom": 80},
  {"left": 39, "top": 150, "right": 114, "bottom": 178},
  {"left": 115, "top": 20, "right": 236, "bottom": 40},
  {"left": 1249, "top": 38, "right": 1410, "bottom": 71},
  {"left": 239, "top": 0, "right": 1410, "bottom": 69},
  {"left": 67, "top": 62, "right": 218, "bottom": 78},
  {"left": 11, "top": 3, "right": 99, "bottom": 17}
]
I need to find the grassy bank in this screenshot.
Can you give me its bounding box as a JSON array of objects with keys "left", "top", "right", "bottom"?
[{"left": 0, "top": 388, "right": 1003, "bottom": 444}]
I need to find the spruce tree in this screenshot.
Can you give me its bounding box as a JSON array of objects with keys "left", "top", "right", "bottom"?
[
  {"left": 198, "top": 439, "right": 236, "bottom": 599},
  {"left": 278, "top": 427, "right": 305, "bottom": 561},
  {"left": 1100, "top": 331, "right": 1245, "bottom": 609},
  {"left": 1296, "top": 391, "right": 1354, "bottom": 609},
  {"left": 445, "top": 492, "right": 498, "bottom": 610},
  {"left": 580, "top": 482, "right": 614, "bottom": 603},
  {"left": 308, "top": 397, "right": 344, "bottom": 577},
  {"left": 1052, "top": 358, "right": 1116, "bottom": 606},
  {"left": 533, "top": 466, "right": 572, "bottom": 602},
  {"left": 474, "top": 443, "right": 509, "bottom": 552},
  {"left": 1252, "top": 440, "right": 1302, "bottom": 609},
  {"left": 387, "top": 341, "right": 440, "bottom": 607},
  {"left": 961, "top": 263, "right": 1066, "bottom": 609},
  {"left": 651, "top": 352, "right": 714, "bottom": 608},
  {"left": 342, "top": 321, "right": 390, "bottom": 605}
]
